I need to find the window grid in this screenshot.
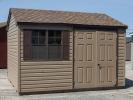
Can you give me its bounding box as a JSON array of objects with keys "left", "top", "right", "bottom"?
[{"left": 31, "top": 30, "right": 68, "bottom": 60}]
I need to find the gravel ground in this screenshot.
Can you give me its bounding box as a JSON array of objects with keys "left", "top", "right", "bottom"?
[{"left": 0, "top": 61, "right": 133, "bottom": 100}]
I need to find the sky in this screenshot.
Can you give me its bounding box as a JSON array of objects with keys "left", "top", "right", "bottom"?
[{"left": 0, "top": 0, "right": 133, "bottom": 36}]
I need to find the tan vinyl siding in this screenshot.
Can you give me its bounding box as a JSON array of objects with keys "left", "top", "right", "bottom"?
[
  {"left": 117, "top": 29, "right": 126, "bottom": 86},
  {"left": 8, "top": 15, "right": 19, "bottom": 91},
  {"left": 20, "top": 62, "right": 73, "bottom": 93},
  {"left": 19, "top": 29, "right": 73, "bottom": 93}
]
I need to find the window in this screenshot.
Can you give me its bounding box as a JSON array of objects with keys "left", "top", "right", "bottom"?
[
  {"left": 48, "top": 30, "right": 62, "bottom": 59},
  {"left": 31, "top": 30, "right": 47, "bottom": 59},
  {"left": 24, "top": 30, "right": 69, "bottom": 60},
  {"left": 48, "top": 30, "right": 61, "bottom": 45},
  {"left": 32, "top": 30, "right": 46, "bottom": 45}
]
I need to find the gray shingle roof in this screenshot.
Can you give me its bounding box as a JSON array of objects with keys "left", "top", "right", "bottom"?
[{"left": 10, "top": 8, "right": 127, "bottom": 28}]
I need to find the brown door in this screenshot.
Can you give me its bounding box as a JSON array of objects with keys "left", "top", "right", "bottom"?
[
  {"left": 97, "top": 31, "right": 116, "bottom": 87},
  {"left": 74, "top": 30, "right": 116, "bottom": 88},
  {"left": 74, "top": 30, "right": 97, "bottom": 88}
]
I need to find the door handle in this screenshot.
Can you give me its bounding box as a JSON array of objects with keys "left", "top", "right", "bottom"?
[{"left": 98, "top": 64, "right": 102, "bottom": 69}]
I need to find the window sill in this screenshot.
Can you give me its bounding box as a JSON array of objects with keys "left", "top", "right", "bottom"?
[{"left": 21, "top": 60, "right": 72, "bottom": 65}]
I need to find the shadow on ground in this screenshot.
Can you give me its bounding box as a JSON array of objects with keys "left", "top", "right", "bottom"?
[{"left": 125, "top": 78, "right": 133, "bottom": 88}]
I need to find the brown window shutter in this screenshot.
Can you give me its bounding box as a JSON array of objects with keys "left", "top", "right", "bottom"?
[
  {"left": 23, "top": 30, "right": 32, "bottom": 60},
  {"left": 62, "top": 31, "right": 69, "bottom": 60}
]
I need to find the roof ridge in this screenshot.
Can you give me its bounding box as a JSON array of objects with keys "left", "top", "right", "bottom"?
[{"left": 10, "top": 8, "right": 105, "bottom": 15}]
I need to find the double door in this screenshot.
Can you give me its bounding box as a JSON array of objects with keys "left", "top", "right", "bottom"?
[{"left": 74, "top": 30, "right": 116, "bottom": 88}]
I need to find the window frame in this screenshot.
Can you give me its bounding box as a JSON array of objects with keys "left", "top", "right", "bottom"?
[{"left": 29, "top": 30, "right": 68, "bottom": 61}]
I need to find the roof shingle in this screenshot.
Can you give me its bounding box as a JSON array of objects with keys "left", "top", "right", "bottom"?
[{"left": 10, "top": 8, "right": 127, "bottom": 28}]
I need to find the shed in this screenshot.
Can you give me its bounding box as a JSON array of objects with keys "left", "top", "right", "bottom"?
[
  {"left": 130, "top": 35, "right": 133, "bottom": 69},
  {"left": 0, "top": 22, "right": 7, "bottom": 69},
  {"left": 126, "top": 37, "right": 131, "bottom": 61},
  {"left": 126, "top": 42, "right": 131, "bottom": 61},
  {"left": 7, "top": 8, "right": 127, "bottom": 94}
]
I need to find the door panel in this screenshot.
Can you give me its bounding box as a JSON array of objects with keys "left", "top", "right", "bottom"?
[
  {"left": 74, "top": 30, "right": 97, "bottom": 88},
  {"left": 97, "top": 31, "right": 116, "bottom": 87},
  {"left": 87, "top": 44, "right": 93, "bottom": 61}
]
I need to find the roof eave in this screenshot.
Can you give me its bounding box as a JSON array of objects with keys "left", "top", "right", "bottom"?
[{"left": 17, "top": 22, "right": 128, "bottom": 29}]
